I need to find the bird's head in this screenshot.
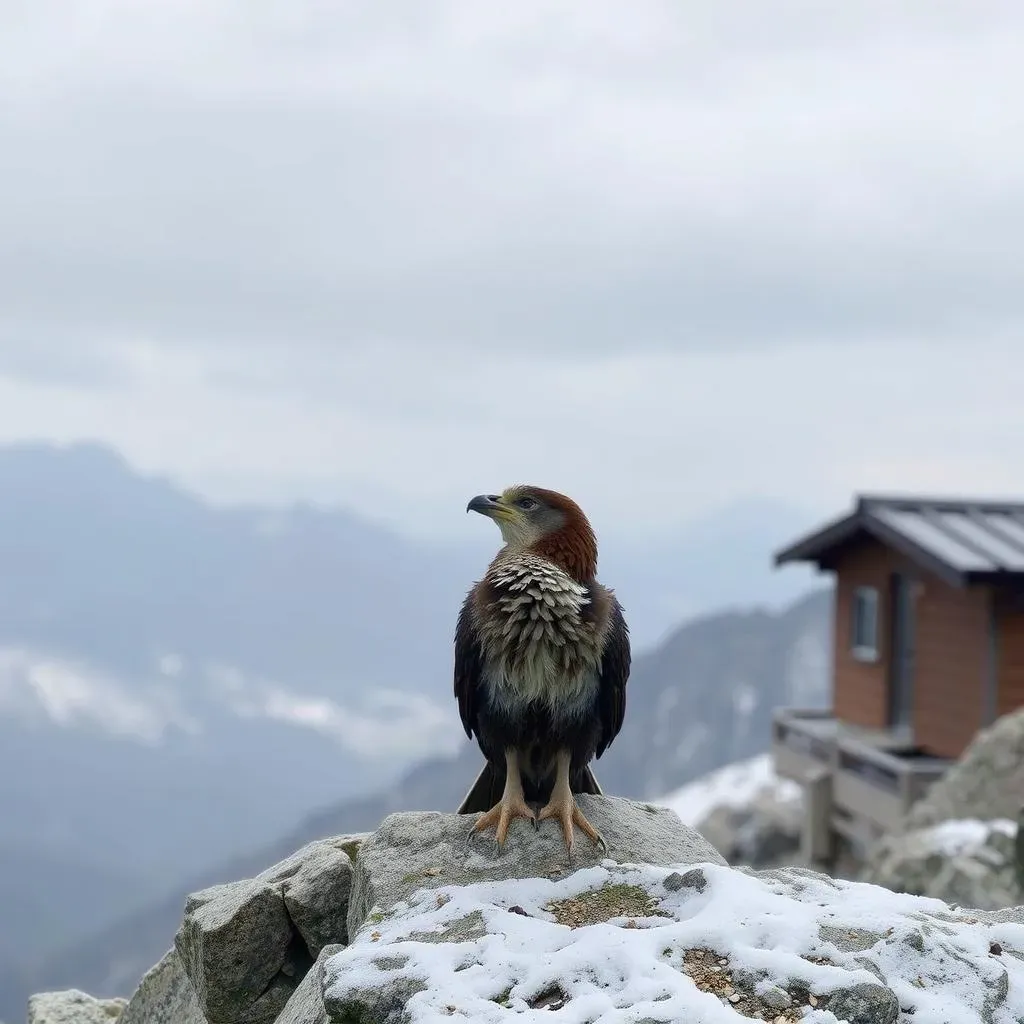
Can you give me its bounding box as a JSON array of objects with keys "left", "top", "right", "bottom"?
[{"left": 466, "top": 485, "right": 598, "bottom": 581}]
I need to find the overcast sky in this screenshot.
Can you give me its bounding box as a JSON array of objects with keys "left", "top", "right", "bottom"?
[{"left": 1, "top": 1, "right": 1022, "bottom": 540}]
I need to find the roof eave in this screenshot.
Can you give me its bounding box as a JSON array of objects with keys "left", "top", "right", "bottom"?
[
  {"left": 774, "top": 509, "right": 970, "bottom": 589},
  {"left": 963, "top": 569, "right": 1024, "bottom": 585},
  {"left": 773, "top": 511, "right": 862, "bottom": 567}
]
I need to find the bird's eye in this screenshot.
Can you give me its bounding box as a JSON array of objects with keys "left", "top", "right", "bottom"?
[{"left": 516, "top": 496, "right": 537, "bottom": 510}]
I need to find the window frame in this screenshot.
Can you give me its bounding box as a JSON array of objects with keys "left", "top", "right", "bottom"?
[{"left": 850, "top": 585, "right": 880, "bottom": 662}]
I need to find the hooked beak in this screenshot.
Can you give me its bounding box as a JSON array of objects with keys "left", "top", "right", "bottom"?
[{"left": 466, "top": 493, "right": 507, "bottom": 518}]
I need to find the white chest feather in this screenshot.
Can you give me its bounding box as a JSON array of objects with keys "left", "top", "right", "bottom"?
[{"left": 479, "top": 555, "right": 601, "bottom": 712}]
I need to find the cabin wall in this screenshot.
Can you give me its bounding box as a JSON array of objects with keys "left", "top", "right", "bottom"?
[
  {"left": 830, "top": 538, "right": 989, "bottom": 758},
  {"left": 995, "top": 603, "right": 1024, "bottom": 720},
  {"left": 912, "top": 578, "right": 989, "bottom": 758},
  {"left": 831, "top": 542, "right": 895, "bottom": 730}
]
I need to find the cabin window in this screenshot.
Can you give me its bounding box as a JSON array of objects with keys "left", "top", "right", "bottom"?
[{"left": 850, "top": 586, "right": 879, "bottom": 661}]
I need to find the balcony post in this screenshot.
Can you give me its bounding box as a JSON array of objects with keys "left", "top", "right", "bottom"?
[
  {"left": 803, "top": 766, "right": 835, "bottom": 868},
  {"left": 1015, "top": 805, "right": 1024, "bottom": 897}
]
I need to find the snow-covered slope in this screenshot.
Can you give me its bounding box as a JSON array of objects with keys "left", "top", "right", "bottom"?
[
  {"left": 3, "top": 597, "right": 831, "bottom": 1020},
  {"left": 325, "top": 859, "right": 1024, "bottom": 1023},
  {"left": 658, "top": 753, "right": 801, "bottom": 827}
]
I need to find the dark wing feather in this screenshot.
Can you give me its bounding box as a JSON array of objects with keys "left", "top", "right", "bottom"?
[
  {"left": 453, "top": 590, "right": 484, "bottom": 739},
  {"left": 595, "top": 596, "right": 630, "bottom": 759}
]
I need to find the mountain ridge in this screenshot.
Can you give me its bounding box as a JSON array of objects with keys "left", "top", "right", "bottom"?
[
  {"left": 0, "top": 438, "right": 821, "bottom": 1016},
  {"left": 0, "top": 587, "right": 831, "bottom": 1017}
]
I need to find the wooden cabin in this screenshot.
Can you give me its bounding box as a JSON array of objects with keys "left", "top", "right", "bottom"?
[{"left": 771, "top": 494, "right": 1024, "bottom": 863}]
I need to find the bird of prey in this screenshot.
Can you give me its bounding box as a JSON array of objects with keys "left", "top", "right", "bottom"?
[{"left": 454, "top": 485, "right": 631, "bottom": 856}]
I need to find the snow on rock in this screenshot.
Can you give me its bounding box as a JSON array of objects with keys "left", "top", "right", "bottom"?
[
  {"left": 859, "top": 710, "right": 1024, "bottom": 911},
  {"left": 657, "top": 755, "right": 804, "bottom": 868},
  {"left": 346, "top": 797, "right": 726, "bottom": 941},
  {"left": 323, "top": 858, "right": 1024, "bottom": 1023},
  {"left": 861, "top": 817, "right": 1021, "bottom": 912},
  {"left": 906, "top": 708, "right": 1024, "bottom": 830},
  {"left": 31, "top": 791, "right": 1023, "bottom": 1024},
  {"left": 658, "top": 754, "right": 800, "bottom": 828},
  {"left": 923, "top": 818, "right": 1017, "bottom": 857}
]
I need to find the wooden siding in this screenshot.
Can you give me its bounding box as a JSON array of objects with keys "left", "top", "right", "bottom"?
[
  {"left": 831, "top": 541, "right": 895, "bottom": 730},
  {"left": 996, "top": 606, "right": 1024, "bottom": 719},
  {"left": 912, "top": 578, "right": 989, "bottom": 758},
  {"left": 830, "top": 536, "right": 990, "bottom": 758}
]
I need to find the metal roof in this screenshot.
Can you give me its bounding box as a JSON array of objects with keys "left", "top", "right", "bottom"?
[{"left": 774, "top": 494, "right": 1024, "bottom": 587}]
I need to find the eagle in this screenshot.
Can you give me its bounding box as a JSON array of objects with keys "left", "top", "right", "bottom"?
[{"left": 453, "top": 485, "right": 631, "bottom": 855}]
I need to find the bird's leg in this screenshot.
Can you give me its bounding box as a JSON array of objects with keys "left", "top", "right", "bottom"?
[
  {"left": 538, "top": 750, "right": 607, "bottom": 858},
  {"left": 472, "top": 749, "right": 536, "bottom": 847}
]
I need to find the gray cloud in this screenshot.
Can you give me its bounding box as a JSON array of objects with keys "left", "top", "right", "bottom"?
[
  {"left": 1, "top": 0, "right": 1023, "bottom": 374},
  {"left": 0, "top": 2, "right": 1022, "bottom": 539}
]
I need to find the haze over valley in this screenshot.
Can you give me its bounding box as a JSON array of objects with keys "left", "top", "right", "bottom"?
[{"left": 0, "top": 439, "right": 825, "bottom": 1015}]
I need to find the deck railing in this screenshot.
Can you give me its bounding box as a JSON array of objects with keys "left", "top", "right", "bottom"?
[
  {"left": 772, "top": 707, "right": 835, "bottom": 764},
  {"left": 772, "top": 706, "right": 951, "bottom": 841}
]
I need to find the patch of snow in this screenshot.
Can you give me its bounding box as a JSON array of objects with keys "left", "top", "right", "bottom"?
[
  {"left": 0, "top": 646, "right": 199, "bottom": 742},
  {"left": 326, "top": 860, "right": 1024, "bottom": 1023},
  {"left": 921, "top": 818, "right": 1017, "bottom": 857},
  {"left": 658, "top": 754, "right": 801, "bottom": 827}
]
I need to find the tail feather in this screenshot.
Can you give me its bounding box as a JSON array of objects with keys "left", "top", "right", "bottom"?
[
  {"left": 574, "top": 763, "right": 603, "bottom": 797},
  {"left": 456, "top": 759, "right": 603, "bottom": 813},
  {"left": 457, "top": 760, "right": 504, "bottom": 814}
]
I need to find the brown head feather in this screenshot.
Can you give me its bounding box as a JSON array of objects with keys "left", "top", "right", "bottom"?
[{"left": 523, "top": 486, "right": 598, "bottom": 582}]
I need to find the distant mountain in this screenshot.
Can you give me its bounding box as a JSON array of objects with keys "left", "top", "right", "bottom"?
[
  {"left": 0, "top": 441, "right": 480, "bottom": 883},
  {"left": 596, "top": 587, "right": 832, "bottom": 798},
  {"left": 0, "top": 845, "right": 157, "bottom": 974},
  {"left": 0, "top": 438, "right": 819, "bottom": 1002},
  {"left": 1, "top": 588, "right": 831, "bottom": 1016}
]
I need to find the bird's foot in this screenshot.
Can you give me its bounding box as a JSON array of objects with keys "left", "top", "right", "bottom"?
[
  {"left": 538, "top": 791, "right": 607, "bottom": 860},
  {"left": 471, "top": 792, "right": 536, "bottom": 848}
]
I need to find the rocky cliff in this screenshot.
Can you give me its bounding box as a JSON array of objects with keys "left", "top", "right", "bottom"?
[
  {"left": 860, "top": 708, "right": 1024, "bottom": 911},
  {"left": 6, "top": 589, "right": 830, "bottom": 1021},
  {"left": 26, "top": 796, "right": 1024, "bottom": 1024}
]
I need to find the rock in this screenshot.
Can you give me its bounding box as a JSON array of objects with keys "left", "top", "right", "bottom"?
[
  {"left": 693, "top": 788, "right": 803, "bottom": 869},
  {"left": 322, "top": 857, "right": 1024, "bottom": 1023},
  {"left": 818, "top": 924, "right": 886, "bottom": 953},
  {"left": 118, "top": 949, "right": 205, "bottom": 1024},
  {"left": 906, "top": 708, "right": 1024, "bottom": 829},
  {"left": 663, "top": 867, "right": 707, "bottom": 893},
  {"left": 323, "top": 972, "right": 425, "bottom": 1024},
  {"left": 173, "top": 835, "right": 360, "bottom": 1024},
  {"left": 174, "top": 879, "right": 297, "bottom": 1023},
  {"left": 257, "top": 840, "right": 354, "bottom": 954},
  {"left": 275, "top": 944, "right": 343, "bottom": 1024},
  {"left": 861, "top": 819, "right": 1020, "bottom": 911},
  {"left": 346, "top": 795, "right": 726, "bottom": 938},
  {"left": 759, "top": 985, "right": 793, "bottom": 1011},
  {"left": 826, "top": 982, "right": 900, "bottom": 1024},
  {"left": 26, "top": 990, "right": 127, "bottom": 1023},
  {"left": 858, "top": 710, "right": 1024, "bottom": 907}
]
